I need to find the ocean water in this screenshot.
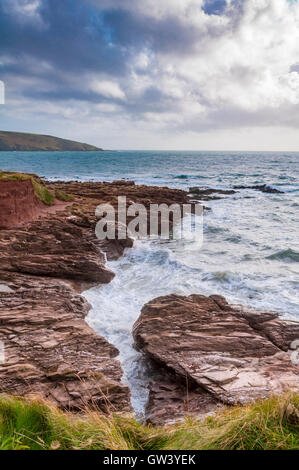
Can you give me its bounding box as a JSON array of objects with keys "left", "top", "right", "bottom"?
[{"left": 1, "top": 151, "right": 298, "bottom": 414}]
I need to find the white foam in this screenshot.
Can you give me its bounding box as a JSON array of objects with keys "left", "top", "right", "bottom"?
[{"left": 84, "top": 194, "right": 299, "bottom": 415}]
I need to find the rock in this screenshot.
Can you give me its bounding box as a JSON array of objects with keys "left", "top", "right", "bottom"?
[
  {"left": 0, "top": 218, "right": 115, "bottom": 284},
  {"left": 133, "top": 294, "right": 299, "bottom": 425},
  {"left": 112, "top": 180, "right": 135, "bottom": 186},
  {"left": 0, "top": 284, "right": 14, "bottom": 293},
  {"left": 49, "top": 180, "right": 196, "bottom": 260},
  {"left": 0, "top": 271, "right": 130, "bottom": 411},
  {"left": 146, "top": 377, "right": 219, "bottom": 426},
  {"left": 0, "top": 178, "right": 195, "bottom": 413},
  {"left": 0, "top": 180, "right": 43, "bottom": 229},
  {"left": 233, "top": 184, "right": 284, "bottom": 194},
  {"left": 188, "top": 188, "right": 237, "bottom": 201}
]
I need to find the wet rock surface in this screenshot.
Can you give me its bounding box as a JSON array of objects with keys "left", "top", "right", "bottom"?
[
  {"left": 188, "top": 187, "right": 237, "bottom": 201},
  {"left": 233, "top": 184, "right": 284, "bottom": 194},
  {"left": 133, "top": 294, "right": 299, "bottom": 425}
]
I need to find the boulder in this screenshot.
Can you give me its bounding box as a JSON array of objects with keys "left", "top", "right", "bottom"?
[
  {"left": 133, "top": 294, "right": 299, "bottom": 425},
  {"left": 0, "top": 271, "right": 131, "bottom": 412}
]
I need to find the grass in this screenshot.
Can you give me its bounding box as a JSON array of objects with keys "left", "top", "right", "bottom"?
[
  {"left": 55, "top": 189, "right": 75, "bottom": 202},
  {"left": 32, "top": 180, "right": 55, "bottom": 206},
  {"left": 0, "top": 394, "right": 298, "bottom": 450},
  {"left": 0, "top": 171, "right": 55, "bottom": 206}
]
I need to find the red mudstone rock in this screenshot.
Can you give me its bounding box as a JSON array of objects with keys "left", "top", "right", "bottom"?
[
  {"left": 0, "top": 178, "right": 195, "bottom": 412},
  {"left": 0, "top": 271, "right": 130, "bottom": 411},
  {"left": 48, "top": 180, "right": 197, "bottom": 260},
  {"left": 133, "top": 294, "right": 299, "bottom": 425},
  {"left": 0, "top": 180, "right": 44, "bottom": 229},
  {"left": 0, "top": 217, "right": 115, "bottom": 284}
]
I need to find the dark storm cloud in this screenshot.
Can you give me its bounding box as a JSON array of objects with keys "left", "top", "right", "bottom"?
[
  {"left": 0, "top": 0, "right": 199, "bottom": 107},
  {"left": 1, "top": 0, "right": 298, "bottom": 141},
  {"left": 0, "top": 0, "right": 128, "bottom": 81},
  {"left": 102, "top": 9, "right": 199, "bottom": 55}
]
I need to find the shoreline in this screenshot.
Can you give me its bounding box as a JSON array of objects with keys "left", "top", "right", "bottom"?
[{"left": 0, "top": 175, "right": 298, "bottom": 424}]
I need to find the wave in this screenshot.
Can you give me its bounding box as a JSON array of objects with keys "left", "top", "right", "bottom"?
[
  {"left": 173, "top": 174, "right": 211, "bottom": 180},
  {"left": 174, "top": 174, "right": 189, "bottom": 180},
  {"left": 204, "top": 225, "right": 229, "bottom": 234},
  {"left": 266, "top": 248, "right": 299, "bottom": 262},
  {"left": 202, "top": 271, "right": 240, "bottom": 283}
]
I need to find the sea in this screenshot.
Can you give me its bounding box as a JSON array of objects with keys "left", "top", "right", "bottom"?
[{"left": 1, "top": 150, "right": 298, "bottom": 414}]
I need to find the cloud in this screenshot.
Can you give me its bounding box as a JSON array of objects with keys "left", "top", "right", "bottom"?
[
  {"left": 1, "top": 0, "right": 299, "bottom": 149},
  {"left": 90, "top": 80, "right": 126, "bottom": 100}
]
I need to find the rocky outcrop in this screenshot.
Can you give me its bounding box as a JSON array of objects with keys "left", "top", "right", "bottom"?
[
  {"left": 188, "top": 187, "right": 237, "bottom": 201},
  {"left": 233, "top": 184, "right": 284, "bottom": 194},
  {"left": 48, "top": 180, "right": 195, "bottom": 260},
  {"left": 0, "top": 177, "right": 194, "bottom": 411},
  {"left": 0, "top": 271, "right": 130, "bottom": 411},
  {"left": 133, "top": 294, "right": 299, "bottom": 425},
  {"left": 188, "top": 184, "right": 284, "bottom": 202},
  {"left": 0, "top": 217, "right": 114, "bottom": 285}
]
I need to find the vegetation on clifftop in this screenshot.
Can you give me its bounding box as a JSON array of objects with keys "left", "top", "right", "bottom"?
[
  {"left": 0, "top": 394, "right": 298, "bottom": 450},
  {"left": 0, "top": 171, "right": 55, "bottom": 206},
  {"left": 0, "top": 130, "right": 102, "bottom": 151},
  {"left": 55, "top": 189, "right": 75, "bottom": 202},
  {"left": 0, "top": 171, "right": 73, "bottom": 206}
]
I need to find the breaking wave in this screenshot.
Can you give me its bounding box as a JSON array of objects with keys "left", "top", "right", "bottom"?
[{"left": 266, "top": 249, "right": 299, "bottom": 262}]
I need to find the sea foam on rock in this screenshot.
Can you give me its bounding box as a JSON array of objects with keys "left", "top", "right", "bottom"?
[{"left": 0, "top": 176, "right": 194, "bottom": 413}]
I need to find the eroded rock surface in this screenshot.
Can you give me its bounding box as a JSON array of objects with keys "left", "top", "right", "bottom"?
[
  {"left": 188, "top": 187, "right": 237, "bottom": 201},
  {"left": 49, "top": 180, "right": 195, "bottom": 260},
  {"left": 133, "top": 294, "right": 299, "bottom": 425},
  {"left": 0, "top": 180, "right": 43, "bottom": 229},
  {"left": 0, "top": 271, "right": 130, "bottom": 411},
  {"left": 0, "top": 178, "right": 194, "bottom": 412}
]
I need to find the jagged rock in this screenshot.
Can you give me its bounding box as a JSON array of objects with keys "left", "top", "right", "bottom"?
[
  {"left": 188, "top": 187, "right": 237, "bottom": 201},
  {"left": 0, "top": 218, "right": 115, "bottom": 284},
  {"left": 133, "top": 294, "right": 299, "bottom": 425},
  {"left": 0, "top": 177, "right": 195, "bottom": 413},
  {"left": 0, "top": 271, "right": 130, "bottom": 411},
  {"left": 146, "top": 377, "right": 219, "bottom": 425},
  {"left": 49, "top": 180, "right": 196, "bottom": 260},
  {"left": 233, "top": 184, "right": 284, "bottom": 194}
]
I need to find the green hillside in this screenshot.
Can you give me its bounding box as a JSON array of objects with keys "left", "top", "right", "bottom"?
[{"left": 0, "top": 130, "right": 102, "bottom": 151}]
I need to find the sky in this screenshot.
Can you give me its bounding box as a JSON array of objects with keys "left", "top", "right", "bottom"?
[{"left": 0, "top": 0, "right": 299, "bottom": 150}]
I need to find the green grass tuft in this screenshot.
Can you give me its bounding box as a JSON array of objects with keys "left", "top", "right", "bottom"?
[
  {"left": 0, "top": 171, "right": 55, "bottom": 206},
  {"left": 55, "top": 189, "right": 74, "bottom": 202},
  {"left": 0, "top": 394, "right": 298, "bottom": 450}
]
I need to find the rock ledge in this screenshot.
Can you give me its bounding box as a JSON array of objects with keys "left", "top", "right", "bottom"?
[{"left": 133, "top": 294, "right": 299, "bottom": 425}]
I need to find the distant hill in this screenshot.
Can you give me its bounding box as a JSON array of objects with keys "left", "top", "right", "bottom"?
[{"left": 0, "top": 131, "right": 103, "bottom": 151}]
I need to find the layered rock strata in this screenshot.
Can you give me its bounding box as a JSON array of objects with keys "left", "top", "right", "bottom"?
[
  {"left": 133, "top": 294, "right": 299, "bottom": 425},
  {"left": 0, "top": 178, "right": 193, "bottom": 411}
]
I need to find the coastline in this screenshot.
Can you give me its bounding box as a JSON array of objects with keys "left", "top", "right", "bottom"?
[{"left": 0, "top": 175, "right": 298, "bottom": 425}]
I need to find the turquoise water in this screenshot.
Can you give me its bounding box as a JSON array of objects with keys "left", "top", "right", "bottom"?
[
  {"left": 0, "top": 150, "right": 298, "bottom": 191},
  {"left": 1, "top": 150, "right": 298, "bottom": 413}
]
